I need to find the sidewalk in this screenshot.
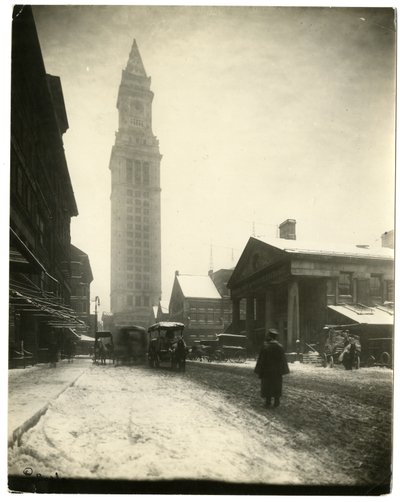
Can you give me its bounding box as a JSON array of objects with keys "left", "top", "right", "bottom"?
[{"left": 8, "top": 358, "right": 91, "bottom": 447}]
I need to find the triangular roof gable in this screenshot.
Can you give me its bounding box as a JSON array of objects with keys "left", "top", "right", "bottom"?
[
  {"left": 228, "top": 237, "right": 286, "bottom": 288},
  {"left": 168, "top": 275, "right": 184, "bottom": 311}
]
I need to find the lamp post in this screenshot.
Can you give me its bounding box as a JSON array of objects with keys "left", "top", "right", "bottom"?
[{"left": 94, "top": 296, "right": 100, "bottom": 336}]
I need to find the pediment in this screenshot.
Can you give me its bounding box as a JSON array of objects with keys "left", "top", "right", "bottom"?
[{"left": 229, "top": 238, "right": 285, "bottom": 287}]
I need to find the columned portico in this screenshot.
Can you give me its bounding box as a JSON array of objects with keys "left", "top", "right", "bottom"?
[
  {"left": 232, "top": 297, "right": 241, "bottom": 329},
  {"left": 287, "top": 280, "right": 300, "bottom": 352},
  {"left": 245, "top": 296, "right": 255, "bottom": 348}
]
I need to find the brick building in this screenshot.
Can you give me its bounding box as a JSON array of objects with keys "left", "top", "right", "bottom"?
[
  {"left": 70, "top": 245, "right": 94, "bottom": 332},
  {"left": 168, "top": 270, "right": 235, "bottom": 344}
]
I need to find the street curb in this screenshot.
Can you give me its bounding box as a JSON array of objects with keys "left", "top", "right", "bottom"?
[{"left": 8, "top": 368, "right": 86, "bottom": 448}]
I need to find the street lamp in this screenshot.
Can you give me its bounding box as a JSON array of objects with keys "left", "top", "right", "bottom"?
[{"left": 94, "top": 296, "right": 100, "bottom": 336}]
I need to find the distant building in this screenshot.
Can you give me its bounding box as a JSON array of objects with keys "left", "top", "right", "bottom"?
[
  {"left": 168, "top": 270, "right": 234, "bottom": 344},
  {"left": 9, "top": 6, "right": 84, "bottom": 366},
  {"left": 70, "top": 245, "right": 93, "bottom": 331},
  {"left": 102, "top": 312, "right": 114, "bottom": 332},
  {"left": 228, "top": 220, "right": 394, "bottom": 354},
  {"left": 109, "top": 40, "right": 162, "bottom": 328}
]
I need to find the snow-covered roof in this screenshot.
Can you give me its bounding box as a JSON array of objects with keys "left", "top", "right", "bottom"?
[
  {"left": 255, "top": 237, "right": 394, "bottom": 261},
  {"left": 328, "top": 305, "right": 394, "bottom": 325},
  {"left": 177, "top": 274, "right": 221, "bottom": 299}
]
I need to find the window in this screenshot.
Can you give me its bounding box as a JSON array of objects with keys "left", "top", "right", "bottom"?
[
  {"left": 370, "top": 274, "right": 382, "bottom": 299},
  {"left": 338, "top": 272, "right": 353, "bottom": 299},
  {"left": 126, "top": 159, "right": 133, "bottom": 183},
  {"left": 143, "top": 296, "right": 150, "bottom": 307},
  {"left": 127, "top": 295, "right": 133, "bottom": 306},
  {"left": 135, "top": 161, "right": 141, "bottom": 184},
  {"left": 135, "top": 296, "right": 142, "bottom": 307},
  {"left": 143, "top": 162, "right": 150, "bottom": 185}
]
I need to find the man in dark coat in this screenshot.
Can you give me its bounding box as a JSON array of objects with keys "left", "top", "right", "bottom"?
[{"left": 255, "top": 328, "right": 290, "bottom": 408}]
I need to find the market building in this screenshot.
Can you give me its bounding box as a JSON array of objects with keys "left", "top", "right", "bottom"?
[
  {"left": 109, "top": 40, "right": 162, "bottom": 328},
  {"left": 227, "top": 220, "right": 394, "bottom": 354},
  {"left": 9, "top": 6, "right": 85, "bottom": 366}
]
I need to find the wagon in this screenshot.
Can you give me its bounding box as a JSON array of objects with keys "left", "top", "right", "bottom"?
[
  {"left": 113, "top": 325, "right": 148, "bottom": 365},
  {"left": 365, "top": 337, "right": 392, "bottom": 367},
  {"left": 148, "top": 321, "right": 186, "bottom": 371},
  {"left": 94, "top": 331, "right": 114, "bottom": 365},
  {"left": 321, "top": 327, "right": 361, "bottom": 369}
]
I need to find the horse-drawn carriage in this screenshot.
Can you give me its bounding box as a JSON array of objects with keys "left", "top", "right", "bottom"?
[
  {"left": 94, "top": 331, "right": 114, "bottom": 365},
  {"left": 113, "top": 325, "right": 148, "bottom": 365},
  {"left": 321, "top": 326, "right": 361, "bottom": 369},
  {"left": 148, "top": 322, "right": 186, "bottom": 371}
]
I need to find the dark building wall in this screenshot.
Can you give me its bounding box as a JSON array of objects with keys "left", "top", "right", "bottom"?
[
  {"left": 11, "top": 5, "right": 77, "bottom": 303},
  {"left": 10, "top": 6, "right": 79, "bottom": 363}
]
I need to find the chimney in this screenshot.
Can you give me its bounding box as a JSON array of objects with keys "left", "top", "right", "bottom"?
[
  {"left": 208, "top": 269, "right": 214, "bottom": 277},
  {"left": 381, "top": 230, "right": 394, "bottom": 249},
  {"left": 175, "top": 270, "right": 179, "bottom": 276},
  {"left": 279, "top": 219, "right": 296, "bottom": 240}
]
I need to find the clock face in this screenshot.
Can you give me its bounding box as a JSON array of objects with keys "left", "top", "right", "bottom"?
[{"left": 134, "top": 100, "right": 144, "bottom": 114}]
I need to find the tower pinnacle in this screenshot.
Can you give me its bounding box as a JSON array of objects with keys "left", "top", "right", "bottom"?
[{"left": 126, "top": 39, "right": 147, "bottom": 77}]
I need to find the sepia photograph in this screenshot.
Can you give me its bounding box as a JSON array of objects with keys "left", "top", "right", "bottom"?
[{"left": 5, "top": 1, "right": 395, "bottom": 495}]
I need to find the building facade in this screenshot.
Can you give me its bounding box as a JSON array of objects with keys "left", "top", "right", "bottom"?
[
  {"left": 228, "top": 220, "right": 394, "bottom": 355},
  {"left": 109, "top": 40, "right": 162, "bottom": 327},
  {"left": 70, "top": 245, "right": 94, "bottom": 332},
  {"left": 9, "top": 6, "right": 84, "bottom": 365},
  {"left": 168, "top": 271, "right": 234, "bottom": 344}
]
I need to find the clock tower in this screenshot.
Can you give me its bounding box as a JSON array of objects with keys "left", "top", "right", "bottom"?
[{"left": 109, "top": 40, "right": 162, "bottom": 327}]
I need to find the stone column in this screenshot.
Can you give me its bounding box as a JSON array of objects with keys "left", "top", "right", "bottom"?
[
  {"left": 287, "top": 280, "right": 300, "bottom": 352},
  {"left": 245, "top": 296, "right": 255, "bottom": 348},
  {"left": 232, "top": 297, "right": 241, "bottom": 331},
  {"left": 256, "top": 296, "right": 265, "bottom": 324},
  {"left": 264, "top": 288, "right": 274, "bottom": 333}
]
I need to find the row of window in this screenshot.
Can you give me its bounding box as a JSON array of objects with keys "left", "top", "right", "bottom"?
[
  {"left": 126, "top": 189, "right": 150, "bottom": 199},
  {"left": 127, "top": 295, "right": 150, "bottom": 307},
  {"left": 328, "top": 272, "right": 390, "bottom": 302},
  {"left": 126, "top": 160, "right": 150, "bottom": 185}
]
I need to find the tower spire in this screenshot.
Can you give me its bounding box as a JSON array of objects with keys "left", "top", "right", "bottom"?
[{"left": 126, "top": 39, "right": 147, "bottom": 77}]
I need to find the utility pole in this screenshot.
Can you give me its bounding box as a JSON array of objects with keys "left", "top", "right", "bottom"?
[{"left": 94, "top": 296, "right": 100, "bottom": 336}]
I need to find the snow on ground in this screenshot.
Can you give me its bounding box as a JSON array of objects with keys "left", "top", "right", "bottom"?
[
  {"left": 8, "top": 360, "right": 88, "bottom": 439},
  {"left": 8, "top": 360, "right": 392, "bottom": 487},
  {"left": 9, "top": 363, "right": 312, "bottom": 484}
]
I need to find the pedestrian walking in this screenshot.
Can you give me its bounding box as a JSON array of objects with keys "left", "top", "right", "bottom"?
[{"left": 255, "top": 328, "right": 290, "bottom": 408}]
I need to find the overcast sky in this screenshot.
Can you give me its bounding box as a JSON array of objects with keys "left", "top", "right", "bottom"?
[{"left": 26, "top": 5, "right": 396, "bottom": 314}]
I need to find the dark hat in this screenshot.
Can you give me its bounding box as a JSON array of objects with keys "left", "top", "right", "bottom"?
[{"left": 268, "top": 328, "right": 279, "bottom": 338}]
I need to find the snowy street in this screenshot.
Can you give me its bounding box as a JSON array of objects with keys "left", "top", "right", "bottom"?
[{"left": 8, "top": 360, "right": 392, "bottom": 490}]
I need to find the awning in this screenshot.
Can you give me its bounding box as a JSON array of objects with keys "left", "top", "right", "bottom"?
[
  {"left": 80, "top": 334, "right": 95, "bottom": 342},
  {"left": 10, "top": 227, "right": 59, "bottom": 283},
  {"left": 328, "top": 304, "right": 394, "bottom": 326},
  {"left": 9, "top": 285, "right": 87, "bottom": 330}
]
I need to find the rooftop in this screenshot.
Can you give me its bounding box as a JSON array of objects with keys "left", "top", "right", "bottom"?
[
  {"left": 177, "top": 274, "right": 221, "bottom": 299},
  {"left": 255, "top": 237, "right": 394, "bottom": 261}
]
